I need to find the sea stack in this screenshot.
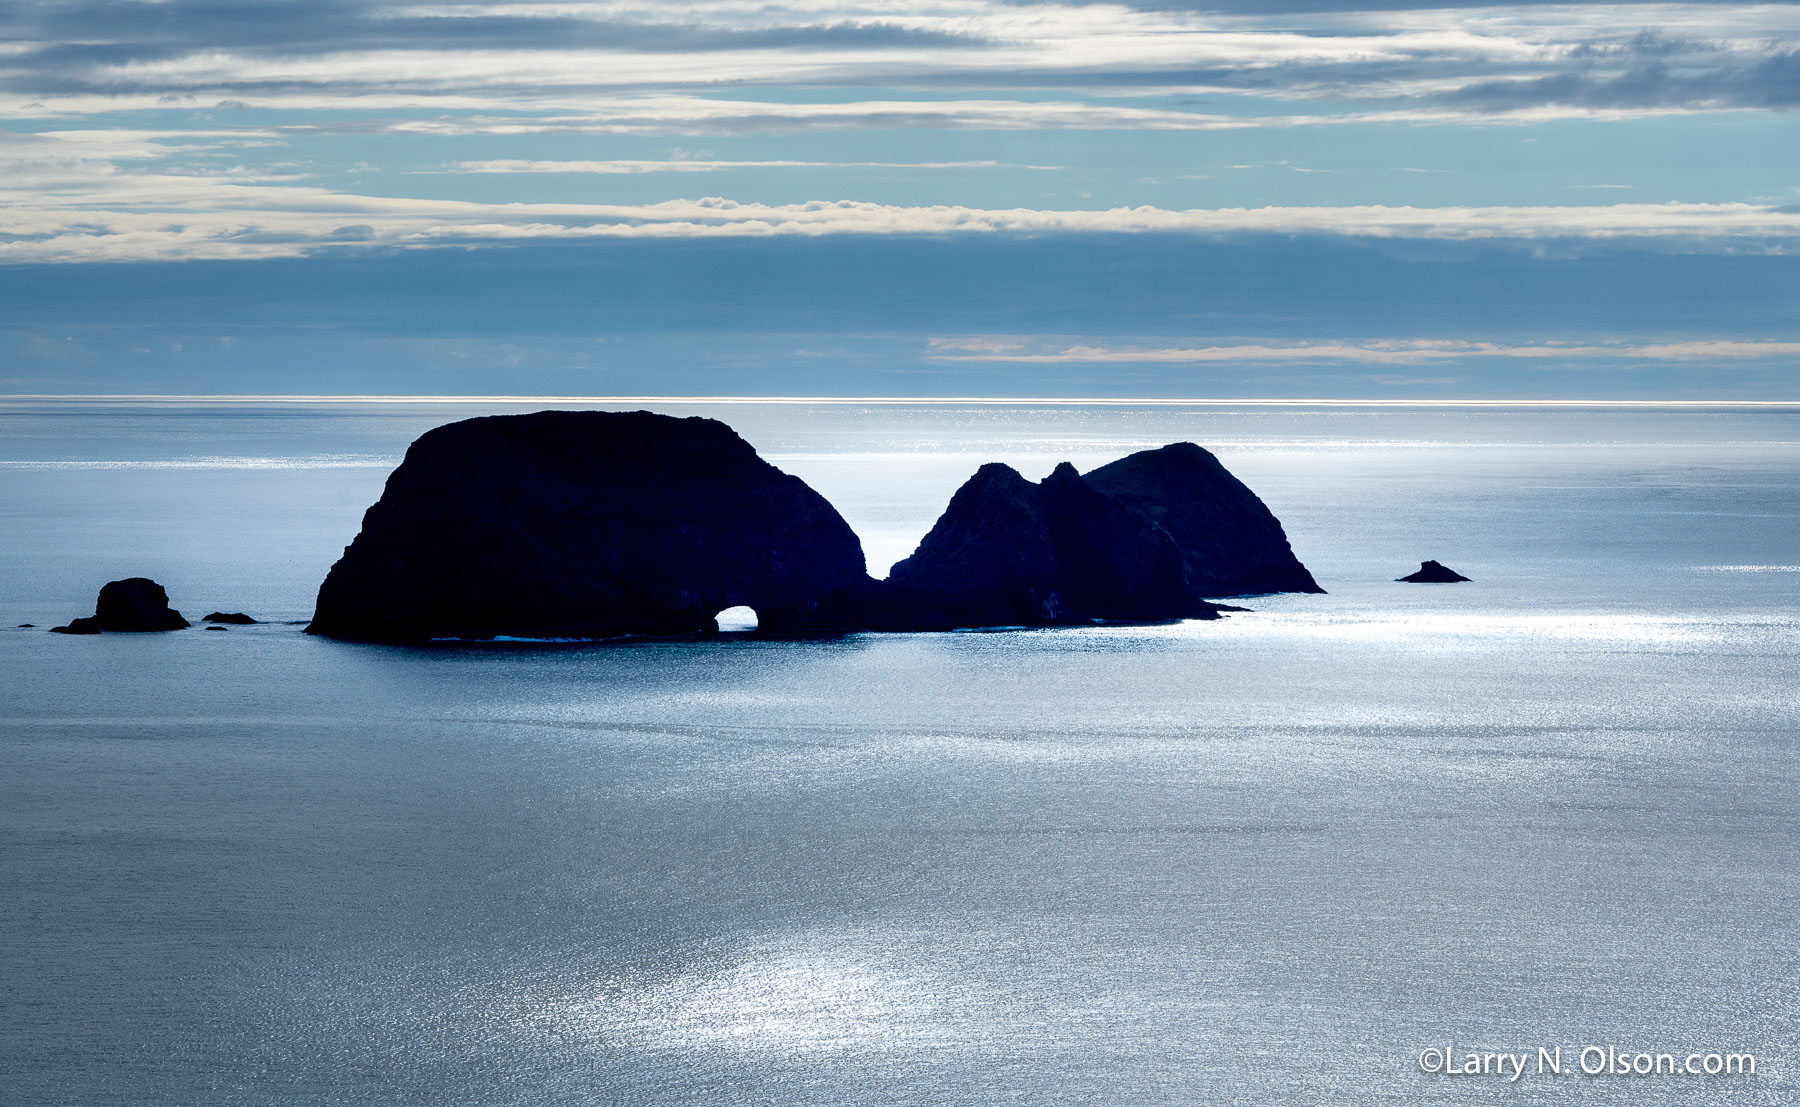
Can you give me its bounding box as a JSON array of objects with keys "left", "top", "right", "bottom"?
[
  {"left": 308, "top": 415, "right": 1325, "bottom": 643},
  {"left": 1398, "top": 560, "right": 1471, "bottom": 583},
  {"left": 877, "top": 462, "right": 1217, "bottom": 629},
  {"left": 308, "top": 411, "right": 871, "bottom": 642},
  {"left": 1084, "top": 442, "right": 1322, "bottom": 599},
  {"left": 51, "top": 577, "right": 190, "bottom": 634}
]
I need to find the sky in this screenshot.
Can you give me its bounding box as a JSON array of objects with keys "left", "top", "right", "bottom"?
[{"left": 3, "top": 0, "right": 1799, "bottom": 397}]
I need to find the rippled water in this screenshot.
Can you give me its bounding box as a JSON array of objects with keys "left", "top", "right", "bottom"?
[{"left": 1, "top": 400, "right": 1796, "bottom": 1105}]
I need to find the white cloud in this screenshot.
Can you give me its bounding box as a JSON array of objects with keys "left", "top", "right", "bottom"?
[
  {"left": 925, "top": 337, "right": 1800, "bottom": 365},
  {"left": 0, "top": 92, "right": 1748, "bottom": 137},
  {"left": 10, "top": 186, "right": 1800, "bottom": 262},
  {"left": 4, "top": 1, "right": 1800, "bottom": 124},
  {"left": 7, "top": 125, "right": 1800, "bottom": 262},
  {"left": 451, "top": 157, "right": 1060, "bottom": 173}
]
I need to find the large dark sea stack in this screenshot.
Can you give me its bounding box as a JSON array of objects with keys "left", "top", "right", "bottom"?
[
  {"left": 52, "top": 577, "right": 190, "bottom": 634},
  {"left": 1085, "top": 442, "right": 1322, "bottom": 598},
  {"left": 880, "top": 462, "right": 1211, "bottom": 629},
  {"left": 308, "top": 411, "right": 870, "bottom": 642}
]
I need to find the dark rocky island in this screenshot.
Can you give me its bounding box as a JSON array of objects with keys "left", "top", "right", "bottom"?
[
  {"left": 309, "top": 411, "right": 871, "bottom": 642},
  {"left": 876, "top": 462, "right": 1220, "bottom": 629},
  {"left": 1398, "top": 560, "right": 1471, "bottom": 583},
  {"left": 204, "top": 612, "right": 258, "bottom": 624},
  {"left": 52, "top": 577, "right": 190, "bottom": 634},
  {"left": 308, "top": 412, "right": 1324, "bottom": 643},
  {"left": 1086, "top": 442, "right": 1323, "bottom": 598}
]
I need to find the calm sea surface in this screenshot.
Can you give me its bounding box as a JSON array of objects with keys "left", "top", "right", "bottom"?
[{"left": 2, "top": 400, "right": 1796, "bottom": 1106}]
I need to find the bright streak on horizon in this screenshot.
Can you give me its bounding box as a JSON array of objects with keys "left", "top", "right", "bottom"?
[{"left": 6, "top": 396, "right": 1800, "bottom": 407}]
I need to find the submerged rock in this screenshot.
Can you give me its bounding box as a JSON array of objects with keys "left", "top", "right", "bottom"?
[
  {"left": 1398, "top": 560, "right": 1471, "bottom": 583},
  {"left": 1085, "top": 442, "right": 1322, "bottom": 598},
  {"left": 308, "top": 411, "right": 871, "bottom": 643},
  {"left": 53, "top": 577, "right": 189, "bottom": 633},
  {"left": 878, "top": 462, "right": 1217, "bottom": 629},
  {"left": 204, "top": 612, "right": 257, "bottom": 624}
]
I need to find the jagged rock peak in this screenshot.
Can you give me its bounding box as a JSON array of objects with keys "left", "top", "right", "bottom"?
[
  {"left": 880, "top": 461, "right": 1214, "bottom": 630},
  {"left": 883, "top": 463, "right": 1062, "bottom": 629}
]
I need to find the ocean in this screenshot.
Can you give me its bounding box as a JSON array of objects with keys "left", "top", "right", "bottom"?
[{"left": 1, "top": 399, "right": 1796, "bottom": 1105}]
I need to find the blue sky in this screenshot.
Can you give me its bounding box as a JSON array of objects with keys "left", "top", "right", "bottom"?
[{"left": 2, "top": 0, "right": 1799, "bottom": 397}]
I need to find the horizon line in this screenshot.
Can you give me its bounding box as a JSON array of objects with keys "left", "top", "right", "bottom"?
[{"left": 5, "top": 394, "right": 1800, "bottom": 408}]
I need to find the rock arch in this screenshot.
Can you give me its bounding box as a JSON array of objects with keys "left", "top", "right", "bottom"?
[
  {"left": 308, "top": 411, "right": 870, "bottom": 642},
  {"left": 713, "top": 605, "right": 760, "bottom": 633}
]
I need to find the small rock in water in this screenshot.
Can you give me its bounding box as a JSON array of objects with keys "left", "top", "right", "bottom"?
[
  {"left": 204, "top": 612, "right": 257, "bottom": 624},
  {"left": 17, "top": 623, "right": 35, "bottom": 628},
  {"left": 205, "top": 625, "right": 229, "bottom": 631},
  {"left": 1397, "top": 560, "right": 1471, "bottom": 583}
]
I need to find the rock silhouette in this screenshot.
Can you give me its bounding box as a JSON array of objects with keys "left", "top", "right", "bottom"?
[
  {"left": 204, "top": 612, "right": 257, "bottom": 624},
  {"left": 308, "top": 411, "right": 871, "bottom": 642},
  {"left": 1398, "top": 560, "right": 1471, "bottom": 583},
  {"left": 52, "top": 577, "right": 190, "bottom": 634},
  {"left": 1085, "top": 443, "right": 1322, "bottom": 598},
  {"left": 308, "top": 413, "right": 1323, "bottom": 643},
  {"left": 877, "top": 462, "right": 1219, "bottom": 629}
]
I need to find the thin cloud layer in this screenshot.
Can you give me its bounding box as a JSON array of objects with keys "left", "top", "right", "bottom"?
[
  {"left": 6, "top": 1, "right": 1798, "bottom": 398},
  {"left": 926, "top": 336, "right": 1800, "bottom": 364},
  {"left": 8, "top": 158, "right": 1800, "bottom": 262},
  {"left": 3, "top": 0, "right": 1799, "bottom": 117},
  {"left": 3, "top": 1, "right": 1799, "bottom": 266},
  {"left": 451, "top": 157, "right": 1061, "bottom": 172},
  {"left": 4, "top": 119, "right": 1800, "bottom": 261}
]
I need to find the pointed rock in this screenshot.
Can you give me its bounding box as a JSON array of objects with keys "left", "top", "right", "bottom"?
[
  {"left": 1036, "top": 462, "right": 1194, "bottom": 622},
  {"left": 884, "top": 463, "right": 1061, "bottom": 628},
  {"left": 880, "top": 462, "right": 1215, "bottom": 629},
  {"left": 1085, "top": 442, "right": 1322, "bottom": 598},
  {"left": 1398, "top": 560, "right": 1471, "bottom": 583}
]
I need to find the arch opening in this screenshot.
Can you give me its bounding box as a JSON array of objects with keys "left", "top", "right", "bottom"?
[{"left": 714, "top": 605, "right": 759, "bottom": 633}]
